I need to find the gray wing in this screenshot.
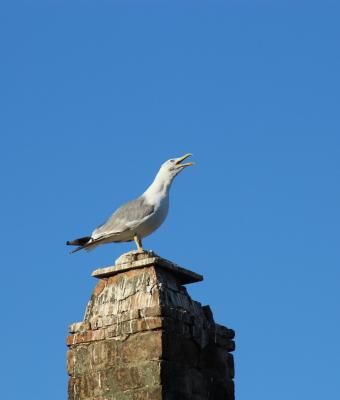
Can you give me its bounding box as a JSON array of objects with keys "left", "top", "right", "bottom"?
[{"left": 92, "top": 196, "right": 154, "bottom": 239}]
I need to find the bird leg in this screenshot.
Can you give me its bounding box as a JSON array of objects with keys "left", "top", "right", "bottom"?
[{"left": 134, "top": 235, "right": 143, "bottom": 252}]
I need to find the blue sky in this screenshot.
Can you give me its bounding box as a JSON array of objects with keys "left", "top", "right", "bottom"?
[{"left": 1, "top": 2, "right": 339, "bottom": 399}]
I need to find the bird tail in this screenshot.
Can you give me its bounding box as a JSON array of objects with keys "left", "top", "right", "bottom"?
[{"left": 66, "top": 236, "right": 92, "bottom": 254}]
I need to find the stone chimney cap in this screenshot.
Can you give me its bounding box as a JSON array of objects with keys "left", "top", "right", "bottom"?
[{"left": 91, "top": 250, "right": 203, "bottom": 285}]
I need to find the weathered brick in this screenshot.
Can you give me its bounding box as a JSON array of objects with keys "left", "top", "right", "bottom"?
[
  {"left": 67, "top": 329, "right": 105, "bottom": 346},
  {"left": 69, "top": 322, "right": 91, "bottom": 334},
  {"left": 139, "top": 305, "right": 163, "bottom": 318}
]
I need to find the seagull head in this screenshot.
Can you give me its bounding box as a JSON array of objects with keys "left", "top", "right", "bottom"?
[
  {"left": 144, "top": 153, "right": 194, "bottom": 197},
  {"left": 159, "top": 153, "right": 194, "bottom": 180}
]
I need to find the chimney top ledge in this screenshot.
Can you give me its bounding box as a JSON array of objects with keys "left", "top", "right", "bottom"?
[{"left": 91, "top": 250, "right": 203, "bottom": 284}]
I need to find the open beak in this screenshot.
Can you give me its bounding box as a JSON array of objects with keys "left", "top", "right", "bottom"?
[{"left": 175, "top": 153, "right": 194, "bottom": 168}]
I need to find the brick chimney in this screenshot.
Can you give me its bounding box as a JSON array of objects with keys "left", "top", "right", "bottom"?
[{"left": 66, "top": 251, "right": 235, "bottom": 399}]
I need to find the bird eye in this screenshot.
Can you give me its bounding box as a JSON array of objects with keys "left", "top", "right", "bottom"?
[{"left": 170, "top": 159, "right": 175, "bottom": 163}]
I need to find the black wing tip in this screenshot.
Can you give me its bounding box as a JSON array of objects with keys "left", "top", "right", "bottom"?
[
  {"left": 66, "top": 236, "right": 91, "bottom": 246},
  {"left": 69, "top": 246, "right": 83, "bottom": 254}
]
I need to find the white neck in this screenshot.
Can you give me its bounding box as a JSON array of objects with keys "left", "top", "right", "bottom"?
[{"left": 143, "top": 169, "right": 174, "bottom": 203}]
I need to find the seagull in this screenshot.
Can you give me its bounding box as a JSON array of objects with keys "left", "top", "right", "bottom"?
[{"left": 66, "top": 153, "right": 193, "bottom": 253}]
